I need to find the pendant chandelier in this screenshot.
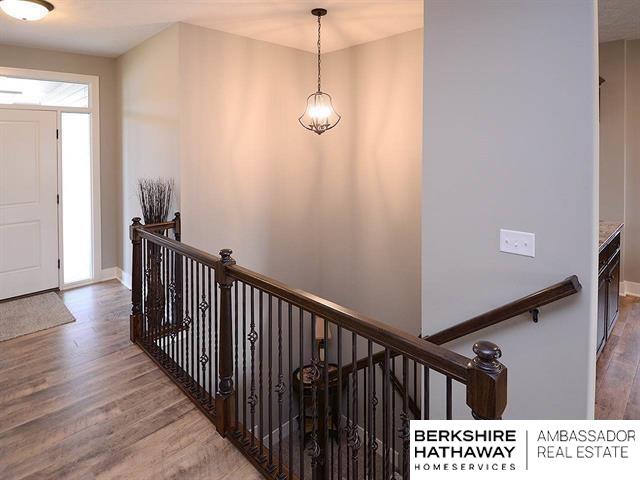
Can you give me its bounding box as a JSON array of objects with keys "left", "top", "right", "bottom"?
[{"left": 298, "top": 8, "right": 341, "bottom": 135}]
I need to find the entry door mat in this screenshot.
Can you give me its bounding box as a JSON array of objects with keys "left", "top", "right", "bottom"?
[{"left": 0, "top": 292, "right": 76, "bottom": 342}]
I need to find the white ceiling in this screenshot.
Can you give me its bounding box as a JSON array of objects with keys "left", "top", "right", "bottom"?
[
  {"left": 0, "top": 1, "right": 423, "bottom": 58},
  {"left": 599, "top": 0, "right": 640, "bottom": 43}
]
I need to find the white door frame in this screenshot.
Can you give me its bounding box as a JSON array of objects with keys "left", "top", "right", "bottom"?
[{"left": 0, "top": 66, "right": 101, "bottom": 290}]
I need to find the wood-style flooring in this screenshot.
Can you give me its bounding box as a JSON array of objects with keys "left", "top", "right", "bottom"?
[
  {"left": 0, "top": 280, "right": 260, "bottom": 480},
  {"left": 595, "top": 295, "right": 640, "bottom": 419}
]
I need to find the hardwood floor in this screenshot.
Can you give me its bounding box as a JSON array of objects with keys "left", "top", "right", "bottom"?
[
  {"left": 0, "top": 280, "right": 260, "bottom": 480},
  {"left": 596, "top": 295, "right": 640, "bottom": 419}
]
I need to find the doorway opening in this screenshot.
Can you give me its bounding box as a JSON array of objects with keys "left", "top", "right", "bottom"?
[{"left": 0, "top": 67, "right": 100, "bottom": 298}]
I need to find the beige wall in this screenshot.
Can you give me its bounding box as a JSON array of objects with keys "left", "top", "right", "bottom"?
[
  {"left": 625, "top": 40, "right": 640, "bottom": 283},
  {"left": 318, "top": 29, "right": 422, "bottom": 334},
  {"left": 0, "top": 44, "right": 118, "bottom": 269},
  {"left": 599, "top": 39, "right": 640, "bottom": 284},
  {"left": 117, "top": 25, "right": 181, "bottom": 280},
  {"left": 599, "top": 41, "right": 626, "bottom": 223},
  {"left": 423, "top": 0, "right": 598, "bottom": 419},
  {"left": 115, "top": 23, "right": 423, "bottom": 337},
  {"left": 178, "top": 23, "right": 321, "bottom": 291}
]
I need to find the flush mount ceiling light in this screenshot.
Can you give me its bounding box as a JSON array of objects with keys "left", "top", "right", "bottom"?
[
  {"left": 298, "top": 8, "right": 341, "bottom": 135},
  {"left": 0, "top": 0, "right": 54, "bottom": 21}
]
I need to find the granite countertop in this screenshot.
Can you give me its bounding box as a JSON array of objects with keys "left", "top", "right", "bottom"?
[{"left": 599, "top": 221, "right": 623, "bottom": 251}]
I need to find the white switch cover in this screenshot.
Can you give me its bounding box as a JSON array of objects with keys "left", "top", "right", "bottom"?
[{"left": 500, "top": 229, "right": 535, "bottom": 257}]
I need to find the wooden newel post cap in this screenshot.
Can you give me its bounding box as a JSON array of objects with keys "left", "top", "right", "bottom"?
[
  {"left": 219, "top": 249, "right": 235, "bottom": 264},
  {"left": 130, "top": 217, "right": 142, "bottom": 241},
  {"left": 467, "top": 340, "right": 507, "bottom": 419},
  {"left": 472, "top": 341, "right": 503, "bottom": 373}
]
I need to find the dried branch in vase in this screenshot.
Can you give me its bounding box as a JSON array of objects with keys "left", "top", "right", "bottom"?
[{"left": 137, "top": 178, "right": 174, "bottom": 224}]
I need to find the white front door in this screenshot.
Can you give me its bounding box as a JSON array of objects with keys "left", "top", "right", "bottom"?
[{"left": 0, "top": 109, "right": 58, "bottom": 300}]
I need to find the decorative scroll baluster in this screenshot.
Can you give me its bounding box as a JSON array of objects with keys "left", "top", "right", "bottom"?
[
  {"left": 184, "top": 261, "right": 191, "bottom": 384},
  {"left": 322, "top": 317, "right": 329, "bottom": 480},
  {"left": 199, "top": 264, "right": 210, "bottom": 403},
  {"left": 383, "top": 348, "right": 390, "bottom": 479},
  {"left": 248, "top": 285, "right": 258, "bottom": 453},
  {"left": 308, "top": 314, "right": 321, "bottom": 477},
  {"left": 208, "top": 268, "right": 214, "bottom": 410},
  {"left": 349, "top": 332, "right": 360, "bottom": 479},
  {"left": 258, "top": 291, "right": 265, "bottom": 462},
  {"left": 242, "top": 282, "right": 248, "bottom": 442},
  {"left": 275, "top": 298, "right": 285, "bottom": 478}
]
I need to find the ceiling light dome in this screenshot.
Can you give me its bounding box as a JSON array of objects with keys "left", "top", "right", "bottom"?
[{"left": 0, "top": 0, "right": 54, "bottom": 21}]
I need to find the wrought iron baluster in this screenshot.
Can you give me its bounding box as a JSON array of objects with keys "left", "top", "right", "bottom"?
[
  {"left": 391, "top": 355, "right": 396, "bottom": 476},
  {"left": 299, "top": 308, "right": 305, "bottom": 480},
  {"left": 258, "top": 290, "right": 265, "bottom": 462},
  {"left": 424, "top": 367, "right": 430, "bottom": 420},
  {"left": 268, "top": 294, "right": 274, "bottom": 471},
  {"left": 243, "top": 282, "right": 248, "bottom": 442},
  {"left": 194, "top": 259, "right": 200, "bottom": 392},
  {"left": 276, "top": 298, "right": 284, "bottom": 478},
  {"left": 383, "top": 348, "right": 390, "bottom": 480},
  {"left": 322, "top": 317, "right": 329, "bottom": 480},
  {"left": 308, "top": 313, "right": 321, "bottom": 479},
  {"left": 200, "top": 263, "right": 210, "bottom": 403},
  {"left": 287, "top": 302, "right": 293, "bottom": 477},
  {"left": 349, "top": 333, "right": 359, "bottom": 480},
  {"left": 208, "top": 268, "right": 213, "bottom": 410},
  {"left": 337, "top": 326, "right": 343, "bottom": 480},
  {"left": 234, "top": 280, "right": 239, "bottom": 432},
  {"left": 401, "top": 357, "right": 409, "bottom": 479},
  {"left": 446, "top": 376, "right": 453, "bottom": 420},
  {"left": 248, "top": 285, "right": 258, "bottom": 452}
]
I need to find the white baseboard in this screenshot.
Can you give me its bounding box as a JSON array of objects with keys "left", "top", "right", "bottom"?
[
  {"left": 100, "top": 267, "right": 118, "bottom": 281},
  {"left": 621, "top": 281, "right": 640, "bottom": 298},
  {"left": 116, "top": 267, "right": 132, "bottom": 290}
]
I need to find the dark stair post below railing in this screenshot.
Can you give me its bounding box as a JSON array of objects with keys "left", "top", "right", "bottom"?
[
  {"left": 215, "top": 248, "right": 236, "bottom": 437},
  {"left": 466, "top": 341, "right": 507, "bottom": 419},
  {"left": 130, "top": 217, "right": 143, "bottom": 343}
]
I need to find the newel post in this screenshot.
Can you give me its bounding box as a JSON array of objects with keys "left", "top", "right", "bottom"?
[
  {"left": 466, "top": 341, "right": 507, "bottom": 419},
  {"left": 130, "top": 217, "right": 143, "bottom": 343},
  {"left": 172, "top": 212, "right": 181, "bottom": 241},
  {"left": 215, "top": 249, "right": 236, "bottom": 436}
]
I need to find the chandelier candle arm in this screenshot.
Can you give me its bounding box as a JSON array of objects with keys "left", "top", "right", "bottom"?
[{"left": 298, "top": 7, "right": 341, "bottom": 135}]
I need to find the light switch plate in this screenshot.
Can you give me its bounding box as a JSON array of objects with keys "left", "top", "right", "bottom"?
[{"left": 500, "top": 229, "right": 535, "bottom": 257}]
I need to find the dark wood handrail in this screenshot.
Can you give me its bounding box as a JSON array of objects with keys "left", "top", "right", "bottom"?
[
  {"left": 426, "top": 275, "right": 581, "bottom": 345},
  {"left": 137, "top": 228, "right": 471, "bottom": 383},
  {"left": 338, "top": 275, "right": 581, "bottom": 385},
  {"left": 227, "top": 263, "right": 472, "bottom": 383},
  {"left": 137, "top": 229, "right": 221, "bottom": 270}
]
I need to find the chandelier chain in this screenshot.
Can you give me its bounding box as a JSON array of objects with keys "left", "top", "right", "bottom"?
[{"left": 317, "top": 14, "right": 322, "bottom": 92}]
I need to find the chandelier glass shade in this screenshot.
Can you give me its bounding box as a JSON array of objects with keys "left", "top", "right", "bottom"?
[
  {"left": 0, "top": 0, "right": 54, "bottom": 21},
  {"left": 298, "top": 8, "right": 341, "bottom": 134}
]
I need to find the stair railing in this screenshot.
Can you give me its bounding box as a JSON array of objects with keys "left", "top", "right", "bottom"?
[{"left": 129, "top": 215, "right": 520, "bottom": 480}]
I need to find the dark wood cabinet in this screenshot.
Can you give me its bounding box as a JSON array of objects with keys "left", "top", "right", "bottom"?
[{"left": 597, "top": 227, "right": 621, "bottom": 356}]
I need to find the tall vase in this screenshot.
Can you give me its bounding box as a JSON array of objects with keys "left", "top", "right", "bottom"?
[{"left": 145, "top": 241, "right": 165, "bottom": 334}]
